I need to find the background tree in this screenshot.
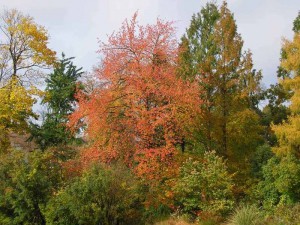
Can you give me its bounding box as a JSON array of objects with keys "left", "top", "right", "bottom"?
[
  {"left": 30, "top": 53, "right": 83, "bottom": 155},
  {"left": 0, "top": 9, "right": 56, "bottom": 85},
  {"left": 293, "top": 11, "right": 300, "bottom": 33},
  {"left": 260, "top": 13, "right": 300, "bottom": 146},
  {"left": 271, "top": 16, "right": 300, "bottom": 157},
  {"left": 254, "top": 12, "right": 300, "bottom": 212},
  {"left": 261, "top": 83, "right": 291, "bottom": 146}
]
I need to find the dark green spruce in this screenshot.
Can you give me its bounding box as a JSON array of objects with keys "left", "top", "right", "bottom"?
[{"left": 30, "top": 53, "right": 83, "bottom": 154}]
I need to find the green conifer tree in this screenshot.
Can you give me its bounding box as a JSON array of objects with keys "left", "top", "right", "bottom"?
[{"left": 30, "top": 53, "right": 83, "bottom": 154}]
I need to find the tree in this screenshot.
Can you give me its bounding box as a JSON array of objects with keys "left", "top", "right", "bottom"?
[
  {"left": 272, "top": 20, "right": 300, "bottom": 157},
  {"left": 69, "top": 14, "right": 201, "bottom": 183},
  {"left": 260, "top": 13, "right": 300, "bottom": 146},
  {"left": 30, "top": 54, "right": 83, "bottom": 153},
  {"left": 261, "top": 83, "right": 291, "bottom": 146},
  {"left": 293, "top": 11, "right": 300, "bottom": 35},
  {"left": 178, "top": 2, "right": 263, "bottom": 170},
  {"left": 252, "top": 13, "right": 300, "bottom": 213},
  {"left": 0, "top": 9, "right": 56, "bottom": 85},
  {"left": 177, "top": 2, "right": 220, "bottom": 152},
  {"left": 0, "top": 9, "right": 54, "bottom": 151},
  {"left": 209, "top": 2, "right": 262, "bottom": 158},
  {"left": 0, "top": 77, "right": 38, "bottom": 151}
]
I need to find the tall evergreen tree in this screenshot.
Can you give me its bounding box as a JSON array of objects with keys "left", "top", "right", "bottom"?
[{"left": 30, "top": 54, "right": 83, "bottom": 153}]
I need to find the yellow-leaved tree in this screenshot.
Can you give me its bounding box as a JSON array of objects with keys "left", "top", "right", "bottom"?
[
  {"left": 0, "top": 9, "right": 55, "bottom": 150},
  {"left": 272, "top": 31, "right": 300, "bottom": 157},
  {"left": 0, "top": 77, "right": 39, "bottom": 151},
  {"left": 0, "top": 9, "right": 56, "bottom": 85}
]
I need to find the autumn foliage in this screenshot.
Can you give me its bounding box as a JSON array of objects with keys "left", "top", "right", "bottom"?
[
  {"left": 69, "top": 14, "right": 201, "bottom": 181},
  {"left": 3, "top": 4, "right": 300, "bottom": 224}
]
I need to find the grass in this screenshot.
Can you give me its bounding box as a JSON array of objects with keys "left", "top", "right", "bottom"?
[{"left": 226, "top": 205, "right": 264, "bottom": 225}]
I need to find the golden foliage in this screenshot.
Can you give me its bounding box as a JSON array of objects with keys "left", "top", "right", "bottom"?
[
  {"left": 272, "top": 33, "right": 300, "bottom": 157},
  {"left": 0, "top": 77, "right": 39, "bottom": 150},
  {"left": 0, "top": 9, "right": 56, "bottom": 84},
  {"left": 281, "top": 34, "right": 300, "bottom": 73}
]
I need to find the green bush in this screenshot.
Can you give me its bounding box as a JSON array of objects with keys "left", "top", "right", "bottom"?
[
  {"left": 251, "top": 144, "right": 274, "bottom": 179},
  {"left": 255, "top": 154, "right": 300, "bottom": 210},
  {"left": 226, "top": 205, "right": 264, "bottom": 225},
  {"left": 45, "top": 163, "right": 145, "bottom": 225},
  {"left": 172, "top": 151, "right": 235, "bottom": 221},
  {"left": 0, "top": 149, "right": 61, "bottom": 225},
  {"left": 266, "top": 204, "right": 300, "bottom": 225}
]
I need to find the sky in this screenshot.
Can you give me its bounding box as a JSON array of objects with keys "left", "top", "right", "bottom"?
[{"left": 1, "top": 0, "right": 300, "bottom": 87}]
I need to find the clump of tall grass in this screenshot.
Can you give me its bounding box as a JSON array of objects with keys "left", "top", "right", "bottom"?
[{"left": 226, "top": 205, "right": 264, "bottom": 225}]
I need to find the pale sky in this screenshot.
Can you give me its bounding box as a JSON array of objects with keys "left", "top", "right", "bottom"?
[{"left": 1, "top": 0, "right": 300, "bottom": 87}]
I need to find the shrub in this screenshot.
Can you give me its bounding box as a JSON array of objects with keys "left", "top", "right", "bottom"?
[
  {"left": 256, "top": 154, "right": 300, "bottom": 210},
  {"left": 266, "top": 204, "right": 300, "bottom": 225},
  {"left": 0, "top": 149, "right": 60, "bottom": 225},
  {"left": 172, "top": 151, "right": 234, "bottom": 221},
  {"left": 251, "top": 144, "right": 274, "bottom": 179},
  {"left": 45, "top": 163, "right": 145, "bottom": 225}
]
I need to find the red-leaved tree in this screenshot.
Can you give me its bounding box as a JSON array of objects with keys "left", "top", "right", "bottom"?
[{"left": 69, "top": 13, "right": 201, "bottom": 182}]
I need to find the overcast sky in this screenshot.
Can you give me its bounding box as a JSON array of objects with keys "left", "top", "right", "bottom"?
[{"left": 1, "top": 0, "right": 300, "bottom": 87}]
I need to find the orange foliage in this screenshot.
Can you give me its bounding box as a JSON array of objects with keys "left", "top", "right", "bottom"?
[{"left": 69, "top": 13, "right": 201, "bottom": 182}]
